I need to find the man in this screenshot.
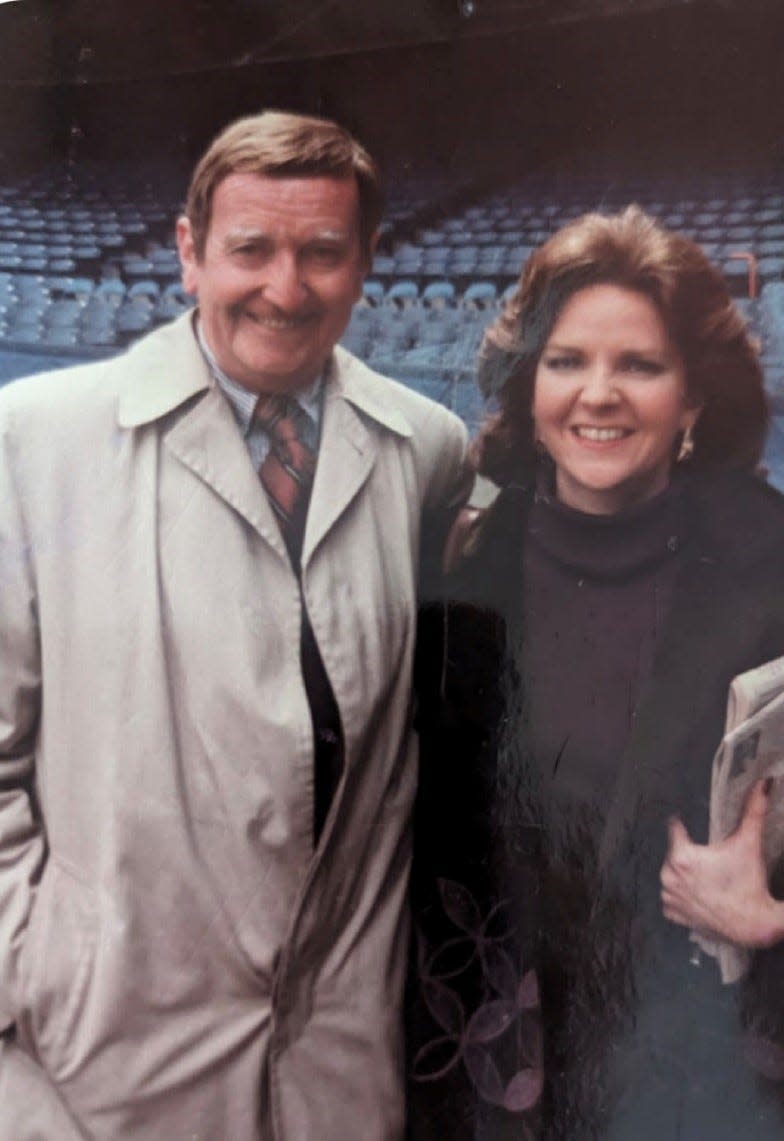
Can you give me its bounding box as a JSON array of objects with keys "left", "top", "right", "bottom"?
[{"left": 0, "top": 111, "right": 469, "bottom": 1139}]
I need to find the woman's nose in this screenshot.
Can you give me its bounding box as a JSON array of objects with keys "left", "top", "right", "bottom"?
[{"left": 579, "top": 364, "right": 622, "bottom": 405}]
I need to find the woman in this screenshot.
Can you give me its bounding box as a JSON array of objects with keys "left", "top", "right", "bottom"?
[{"left": 411, "top": 207, "right": 784, "bottom": 1139}]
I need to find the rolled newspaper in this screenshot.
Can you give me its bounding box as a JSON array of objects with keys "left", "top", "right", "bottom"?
[{"left": 694, "top": 656, "right": 784, "bottom": 982}]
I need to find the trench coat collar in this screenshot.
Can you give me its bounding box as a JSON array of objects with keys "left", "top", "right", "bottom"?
[
  {"left": 115, "top": 314, "right": 415, "bottom": 566},
  {"left": 328, "top": 344, "right": 414, "bottom": 440},
  {"left": 301, "top": 346, "right": 414, "bottom": 566},
  {"left": 116, "top": 310, "right": 212, "bottom": 428},
  {"left": 116, "top": 315, "right": 415, "bottom": 438}
]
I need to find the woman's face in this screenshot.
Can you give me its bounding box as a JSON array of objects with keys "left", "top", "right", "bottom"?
[{"left": 532, "top": 283, "right": 699, "bottom": 515}]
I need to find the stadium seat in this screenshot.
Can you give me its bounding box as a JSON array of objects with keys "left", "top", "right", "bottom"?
[
  {"left": 422, "top": 281, "right": 456, "bottom": 308},
  {"left": 115, "top": 300, "right": 154, "bottom": 337},
  {"left": 42, "top": 327, "right": 80, "bottom": 348},
  {"left": 370, "top": 254, "right": 394, "bottom": 276},
  {"left": 95, "top": 279, "right": 127, "bottom": 304},
  {"left": 81, "top": 325, "right": 119, "bottom": 348},
  {"left": 6, "top": 326, "right": 41, "bottom": 345},
  {"left": 757, "top": 257, "right": 784, "bottom": 284},
  {"left": 153, "top": 283, "right": 192, "bottom": 322},
  {"left": 361, "top": 280, "right": 385, "bottom": 306},
  {"left": 45, "top": 300, "right": 83, "bottom": 328},
  {"left": 129, "top": 280, "right": 161, "bottom": 301},
  {"left": 463, "top": 282, "right": 498, "bottom": 310},
  {"left": 385, "top": 281, "right": 419, "bottom": 308}
]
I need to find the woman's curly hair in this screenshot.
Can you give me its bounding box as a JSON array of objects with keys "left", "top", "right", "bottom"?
[{"left": 474, "top": 206, "right": 768, "bottom": 486}]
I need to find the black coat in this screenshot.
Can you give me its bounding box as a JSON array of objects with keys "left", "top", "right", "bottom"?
[{"left": 410, "top": 469, "right": 784, "bottom": 1140}]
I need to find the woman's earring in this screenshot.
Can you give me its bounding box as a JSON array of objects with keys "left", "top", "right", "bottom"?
[{"left": 677, "top": 424, "right": 695, "bottom": 463}]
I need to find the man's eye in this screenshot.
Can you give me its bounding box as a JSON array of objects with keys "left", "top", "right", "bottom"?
[
  {"left": 308, "top": 246, "right": 342, "bottom": 265},
  {"left": 230, "top": 241, "right": 270, "bottom": 260}
]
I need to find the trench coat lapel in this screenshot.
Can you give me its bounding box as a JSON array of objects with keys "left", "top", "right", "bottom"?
[
  {"left": 116, "top": 310, "right": 288, "bottom": 562},
  {"left": 163, "top": 387, "right": 288, "bottom": 561},
  {"left": 304, "top": 383, "right": 375, "bottom": 567},
  {"left": 303, "top": 349, "right": 412, "bottom": 567}
]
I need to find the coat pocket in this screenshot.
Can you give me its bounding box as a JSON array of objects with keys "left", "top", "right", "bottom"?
[{"left": 20, "top": 856, "right": 98, "bottom": 1079}]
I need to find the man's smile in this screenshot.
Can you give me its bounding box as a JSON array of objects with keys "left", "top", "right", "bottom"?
[{"left": 242, "top": 309, "right": 317, "bottom": 331}]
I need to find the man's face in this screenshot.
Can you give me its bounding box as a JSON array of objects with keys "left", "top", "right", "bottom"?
[{"left": 177, "top": 172, "right": 372, "bottom": 394}]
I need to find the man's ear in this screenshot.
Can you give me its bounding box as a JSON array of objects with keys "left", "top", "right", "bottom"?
[{"left": 176, "top": 216, "right": 199, "bottom": 297}]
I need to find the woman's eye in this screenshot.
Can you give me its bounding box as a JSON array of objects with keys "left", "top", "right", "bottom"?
[
  {"left": 622, "top": 358, "right": 666, "bottom": 376},
  {"left": 544, "top": 355, "right": 581, "bottom": 371}
]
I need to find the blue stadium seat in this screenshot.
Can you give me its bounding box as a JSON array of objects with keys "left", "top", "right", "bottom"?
[
  {"left": 463, "top": 282, "right": 498, "bottom": 310},
  {"left": 757, "top": 257, "right": 784, "bottom": 284},
  {"left": 47, "top": 259, "right": 78, "bottom": 274},
  {"left": 361, "top": 280, "right": 385, "bottom": 306},
  {"left": 81, "top": 325, "right": 119, "bottom": 348},
  {"left": 5, "top": 326, "right": 41, "bottom": 345},
  {"left": 45, "top": 300, "right": 82, "bottom": 329},
  {"left": 415, "top": 308, "right": 462, "bottom": 348},
  {"left": 116, "top": 302, "right": 154, "bottom": 338},
  {"left": 95, "top": 279, "right": 127, "bottom": 305},
  {"left": 5, "top": 302, "right": 44, "bottom": 329},
  {"left": 153, "top": 283, "right": 192, "bottom": 323},
  {"left": 129, "top": 280, "right": 161, "bottom": 301},
  {"left": 385, "top": 281, "right": 419, "bottom": 308},
  {"left": 422, "top": 281, "right": 456, "bottom": 308},
  {"left": 42, "top": 327, "right": 80, "bottom": 348},
  {"left": 370, "top": 254, "right": 394, "bottom": 276}
]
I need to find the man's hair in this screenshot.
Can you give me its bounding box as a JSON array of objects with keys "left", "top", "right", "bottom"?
[
  {"left": 474, "top": 205, "right": 768, "bottom": 485},
  {"left": 184, "top": 110, "right": 384, "bottom": 261}
]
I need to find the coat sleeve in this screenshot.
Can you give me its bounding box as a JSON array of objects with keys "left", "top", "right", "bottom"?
[
  {"left": 418, "top": 410, "right": 472, "bottom": 604},
  {"left": 0, "top": 405, "right": 45, "bottom": 1031}
]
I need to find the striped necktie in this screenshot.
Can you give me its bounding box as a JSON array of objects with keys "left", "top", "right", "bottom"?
[{"left": 254, "top": 394, "right": 316, "bottom": 564}]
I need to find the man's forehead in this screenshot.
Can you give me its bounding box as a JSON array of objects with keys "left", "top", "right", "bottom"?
[
  {"left": 206, "top": 172, "right": 361, "bottom": 243},
  {"left": 214, "top": 171, "right": 358, "bottom": 213},
  {"left": 223, "top": 222, "right": 353, "bottom": 243}
]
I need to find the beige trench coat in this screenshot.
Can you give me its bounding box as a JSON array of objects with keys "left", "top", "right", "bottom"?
[{"left": 0, "top": 313, "right": 469, "bottom": 1140}]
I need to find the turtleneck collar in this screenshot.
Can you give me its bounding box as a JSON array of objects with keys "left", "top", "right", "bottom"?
[{"left": 527, "top": 465, "right": 689, "bottom": 581}]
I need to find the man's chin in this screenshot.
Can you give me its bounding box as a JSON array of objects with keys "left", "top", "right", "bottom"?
[{"left": 233, "top": 354, "right": 322, "bottom": 396}]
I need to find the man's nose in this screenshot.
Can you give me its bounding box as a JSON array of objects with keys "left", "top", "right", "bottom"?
[{"left": 262, "top": 251, "right": 307, "bottom": 310}]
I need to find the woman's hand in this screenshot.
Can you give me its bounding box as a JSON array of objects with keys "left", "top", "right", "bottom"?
[{"left": 660, "top": 779, "right": 784, "bottom": 949}]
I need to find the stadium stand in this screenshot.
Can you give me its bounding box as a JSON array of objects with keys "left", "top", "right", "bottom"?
[{"left": 2, "top": 161, "right": 784, "bottom": 452}]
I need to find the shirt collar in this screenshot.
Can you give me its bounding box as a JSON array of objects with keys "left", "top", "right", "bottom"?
[
  {"left": 196, "top": 317, "right": 323, "bottom": 437},
  {"left": 116, "top": 309, "right": 414, "bottom": 440}
]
